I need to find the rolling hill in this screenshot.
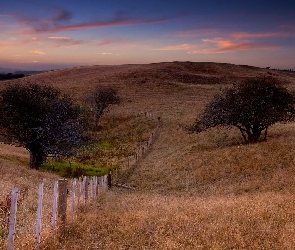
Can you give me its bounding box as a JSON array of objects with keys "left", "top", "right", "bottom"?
[{"left": 1, "top": 61, "right": 295, "bottom": 249}]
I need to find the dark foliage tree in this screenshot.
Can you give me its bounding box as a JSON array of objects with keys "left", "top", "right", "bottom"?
[
  {"left": 93, "top": 86, "right": 120, "bottom": 128},
  {"left": 192, "top": 76, "right": 295, "bottom": 143},
  {"left": 0, "top": 83, "right": 84, "bottom": 169},
  {"left": 0, "top": 73, "right": 25, "bottom": 81}
]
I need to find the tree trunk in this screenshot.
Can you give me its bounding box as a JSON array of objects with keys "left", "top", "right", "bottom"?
[
  {"left": 246, "top": 128, "right": 262, "bottom": 143},
  {"left": 95, "top": 106, "right": 105, "bottom": 128},
  {"left": 29, "top": 150, "right": 46, "bottom": 170}
]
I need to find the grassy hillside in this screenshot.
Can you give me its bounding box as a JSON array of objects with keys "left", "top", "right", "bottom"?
[{"left": 1, "top": 62, "right": 295, "bottom": 249}]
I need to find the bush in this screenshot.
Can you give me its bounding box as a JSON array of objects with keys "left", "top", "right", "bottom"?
[{"left": 41, "top": 161, "right": 111, "bottom": 178}]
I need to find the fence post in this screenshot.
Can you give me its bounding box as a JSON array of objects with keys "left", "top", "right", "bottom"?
[
  {"left": 98, "top": 176, "right": 103, "bottom": 191},
  {"left": 57, "top": 179, "right": 68, "bottom": 235},
  {"left": 89, "top": 177, "right": 93, "bottom": 200},
  {"left": 71, "top": 179, "right": 76, "bottom": 220},
  {"left": 7, "top": 188, "right": 18, "bottom": 250},
  {"left": 52, "top": 181, "right": 58, "bottom": 240},
  {"left": 36, "top": 183, "right": 44, "bottom": 250},
  {"left": 103, "top": 175, "right": 108, "bottom": 191},
  {"left": 107, "top": 173, "right": 112, "bottom": 189},
  {"left": 83, "top": 176, "right": 88, "bottom": 204},
  {"left": 94, "top": 176, "right": 98, "bottom": 196},
  {"left": 77, "top": 179, "right": 81, "bottom": 208}
]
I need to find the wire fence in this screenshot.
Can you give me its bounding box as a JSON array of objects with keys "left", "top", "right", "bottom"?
[
  {"left": 113, "top": 114, "right": 161, "bottom": 187},
  {"left": 0, "top": 111, "right": 161, "bottom": 249},
  {"left": 1, "top": 174, "right": 109, "bottom": 249}
]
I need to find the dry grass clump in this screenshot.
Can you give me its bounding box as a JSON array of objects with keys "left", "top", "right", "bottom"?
[
  {"left": 0, "top": 144, "right": 60, "bottom": 248},
  {"left": 125, "top": 122, "right": 295, "bottom": 196},
  {"left": 43, "top": 191, "right": 295, "bottom": 250}
]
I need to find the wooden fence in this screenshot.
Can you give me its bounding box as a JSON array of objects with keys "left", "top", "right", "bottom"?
[
  {"left": 113, "top": 114, "right": 161, "bottom": 186},
  {"left": 5, "top": 174, "right": 109, "bottom": 250},
  {"left": 2, "top": 111, "right": 161, "bottom": 249}
]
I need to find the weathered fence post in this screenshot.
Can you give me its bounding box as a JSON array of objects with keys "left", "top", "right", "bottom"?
[
  {"left": 94, "top": 176, "right": 98, "bottom": 196},
  {"left": 83, "top": 176, "right": 88, "bottom": 204},
  {"left": 52, "top": 181, "right": 58, "bottom": 240},
  {"left": 103, "top": 175, "right": 108, "bottom": 191},
  {"left": 89, "top": 177, "right": 93, "bottom": 200},
  {"left": 36, "top": 183, "right": 44, "bottom": 250},
  {"left": 57, "top": 179, "right": 68, "bottom": 235},
  {"left": 7, "top": 188, "right": 18, "bottom": 250},
  {"left": 71, "top": 179, "right": 76, "bottom": 220},
  {"left": 107, "top": 173, "right": 112, "bottom": 189},
  {"left": 77, "top": 179, "right": 81, "bottom": 208}
]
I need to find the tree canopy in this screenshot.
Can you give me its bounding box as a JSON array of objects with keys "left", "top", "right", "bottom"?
[
  {"left": 0, "top": 83, "right": 84, "bottom": 169},
  {"left": 192, "top": 76, "right": 295, "bottom": 143}
]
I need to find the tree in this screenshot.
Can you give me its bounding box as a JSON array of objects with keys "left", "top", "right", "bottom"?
[
  {"left": 192, "top": 76, "right": 295, "bottom": 143},
  {"left": 93, "top": 86, "right": 120, "bottom": 128},
  {"left": 0, "top": 83, "right": 83, "bottom": 169}
]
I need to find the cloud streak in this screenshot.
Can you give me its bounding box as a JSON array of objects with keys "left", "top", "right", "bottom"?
[
  {"left": 155, "top": 44, "right": 194, "bottom": 51},
  {"left": 47, "top": 36, "right": 84, "bottom": 47},
  {"left": 155, "top": 37, "right": 279, "bottom": 55},
  {"left": 232, "top": 31, "right": 295, "bottom": 39},
  {"left": 32, "top": 50, "right": 45, "bottom": 55},
  {"left": 14, "top": 8, "right": 173, "bottom": 34},
  {"left": 202, "top": 38, "right": 278, "bottom": 52}
]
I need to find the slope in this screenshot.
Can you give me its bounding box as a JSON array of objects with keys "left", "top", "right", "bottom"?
[{"left": 2, "top": 62, "right": 295, "bottom": 249}]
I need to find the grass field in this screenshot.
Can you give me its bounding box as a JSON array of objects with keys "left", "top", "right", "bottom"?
[{"left": 1, "top": 62, "right": 295, "bottom": 249}]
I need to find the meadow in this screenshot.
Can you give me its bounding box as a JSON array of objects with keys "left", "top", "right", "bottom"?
[{"left": 1, "top": 62, "right": 295, "bottom": 249}]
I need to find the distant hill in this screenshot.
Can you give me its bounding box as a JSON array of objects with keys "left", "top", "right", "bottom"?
[
  {"left": 14, "top": 70, "right": 46, "bottom": 76},
  {"left": 0, "top": 73, "right": 25, "bottom": 81},
  {"left": 0, "top": 67, "right": 20, "bottom": 74},
  {"left": 0, "top": 67, "right": 46, "bottom": 75}
]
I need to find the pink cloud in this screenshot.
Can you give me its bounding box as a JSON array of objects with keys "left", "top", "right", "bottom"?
[
  {"left": 232, "top": 31, "right": 295, "bottom": 40},
  {"left": 97, "top": 39, "right": 125, "bottom": 46},
  {"left": 202, "top": 38, "right": 279, "bottom": 52},
  {"left": 155, "top": 44, "right": 194, "bottom": 51},
  {"left": 32, "top": 50, "right": 45, "bottom": 55},
  {"left": 177, "top": 28, "right": 222, "bottom": 38},
  {"left": 47, "top": 36, "right": 84, "bottom": 47}
]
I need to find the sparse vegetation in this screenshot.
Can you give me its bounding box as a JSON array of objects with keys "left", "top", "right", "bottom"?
[
  {"left": 41, "top": 161, "right": 111, "bottom": 178},
  {"left": 192, "top": 76, "right": 295, "bottom": 143}
]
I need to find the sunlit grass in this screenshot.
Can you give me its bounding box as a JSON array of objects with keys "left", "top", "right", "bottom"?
[{"left": 40, "top": 161, "right": 111, "bottom": 178}]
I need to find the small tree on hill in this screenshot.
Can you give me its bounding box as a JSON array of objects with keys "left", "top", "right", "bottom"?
[
  {"left": 0, "top": 83, "right": 84, "bottom": 169},
  {"left": 192, "top": 76, "right": 295, "bottom": 143},
  {"left": 93, "top": 86, "right": 120, "bottom": 128}
]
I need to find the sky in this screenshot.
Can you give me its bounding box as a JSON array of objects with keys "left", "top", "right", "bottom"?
[{"left": 1, "top": 0, "right": 295, "bottom": 70}]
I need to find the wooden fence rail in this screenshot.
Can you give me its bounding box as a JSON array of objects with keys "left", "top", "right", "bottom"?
[
  {"left": 6, "top": 174, "right": 109, "bottom": 250},
  {"left": 3, "top": 111, "right": 160, "bottom": 249}
]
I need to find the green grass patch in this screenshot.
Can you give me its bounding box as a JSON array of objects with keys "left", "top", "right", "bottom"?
[{"left": 41, "top": 161, "right": 112, "bottom": 178}]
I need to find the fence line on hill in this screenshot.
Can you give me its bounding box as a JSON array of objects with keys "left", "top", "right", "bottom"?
[
  {"left": 5, "top": 174, "right": 109, "bottom": 250},
  {"left": 2, "top": 111, "right": 161, "bottom": 249},
  {"left": 113, "top": 112, "right": 162, "bottom": 186}
]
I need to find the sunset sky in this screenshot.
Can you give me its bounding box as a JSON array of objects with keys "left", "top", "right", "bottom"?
[{"left": 1, "top": 0, "right": 295, "bottom": 70}]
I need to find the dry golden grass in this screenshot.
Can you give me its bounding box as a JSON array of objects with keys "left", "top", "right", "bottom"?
[
  {"left": 1, "top": 62, "right": 295, "bottom": 249},
  {"left": 44, "top": 191, "right": 295, "bottom": 250}
]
